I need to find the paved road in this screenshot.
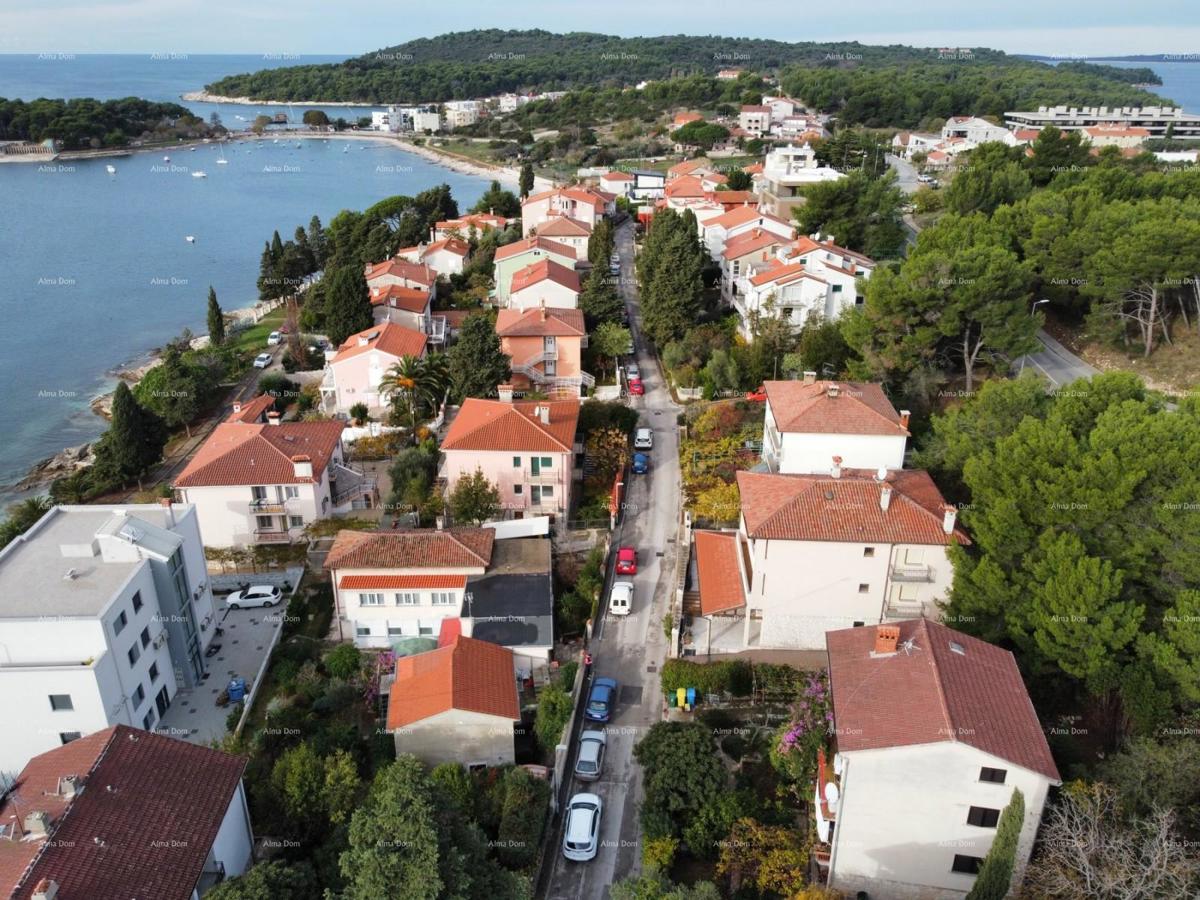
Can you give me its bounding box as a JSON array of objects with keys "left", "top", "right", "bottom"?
[
  {"left": 1017, "top": 328, "right": 1099, "bottom": 387},
  {"left": 887, "top": 152, "right": 921, "bottom": 194},
  {"left": 543, "top": 219, "right": 679, "bottom": 899}
]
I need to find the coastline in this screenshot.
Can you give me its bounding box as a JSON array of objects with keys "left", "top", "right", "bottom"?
[{"left": 182, "top": 89, "right": 381, "bottom": 108}]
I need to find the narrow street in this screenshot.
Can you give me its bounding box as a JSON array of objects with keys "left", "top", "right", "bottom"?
[{"left": 543, "top": 219, "right": 681, "bottom": 898}]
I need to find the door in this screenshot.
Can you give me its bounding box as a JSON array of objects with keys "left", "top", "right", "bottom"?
[
  {"left": 155, "top": 685, "right": 170, "bottom": 716},
  {"left": 531, "top": 457, "right": 541, "bottom": 476}
]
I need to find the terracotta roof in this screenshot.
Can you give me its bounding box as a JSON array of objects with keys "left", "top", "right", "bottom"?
[
  {"left": 436, "top": 213, "right": 510, "bottom": 233},
  {"left": 668, "top": 159, "right": 713, "bottom": 178},
  {"left": 764, "top": 379, "right": 905, "bottom": 435},
  {"left": 1013, "top": 128, "right": 1041, "bottom": 141},
  {"left": 175, "top": 419, "right": 344, "bottom": 488},
  {"left": 743, "top": 162, "right": 764, "bottom": 174},
  {"left": 827, "top": 618, "right": 1060, "bottom": 781},
  {"left": 673, "top": 112, "right": 704, "bottom": 126},
  {"left": 510, "top": 258, "right": 581, "bottom": 295},
  {"left": 741, "top": 105, "right": 771, "bottom": 113},
  {"left": 496, "top": 306, "right": 585, "bottom": 337},
  {"left": 694, "top": 531, "right": 746, "bottom": 615},
  {"left": 522, "top": 187, "right": 605, "bottom": 209},
  {"left": 424, "top": 236, "right": 470, "bottom": 257},
  {"left": 332, "top": 322, "right": 427, "bottom": 363},
  {"left": 537, "top": 216, "right": 592, "bottom": 238},
  {"left": 1084, "top": 125, "right": 1151, "bottom": 138},
  {"left": 326, "top": 528, "right": 495, "bottom": 570},
  {"left": 493, "top": 235, "right": 577, "bottom": 263},
  {"left": 364, "top": 258, "right": 436, "bottom": 286},
  {"left": 2, "top": 725, "right": 246, "bottom": 900},
  {"left": 748, "top": 261, "right": 826, "bottom": 288},
  {"left": 723, "top": 228, "right": 784, "bottom": 261},
  {"left": 442, "top": 399, "right": 579, "bottom": 453},
  {"left": 709, "top": 204, "right": 769, "bottom": 231},
  {"left": 370, "top": 283, "right": 431, "bottom": 312},
  {"left": 665, "top": 175, "right": 707, "bottom": 198},
  {"left": 339, "top": 574, "right": 468, "bottom": 590},
  {"left": 387, "top": 635, "right": 520, "bottom": 729},
  {"left": 601, "top": 171, "right": 635, "bottom": 181},
  {"left": 711, "top": 190, "right": 758, "bottom": 208},
  {"left": 226, "top": 394, "right": 275, "bottom": 424},
  {"left": 737, "top": 469, "right": 969, "bottom": 545},
  {"left": 788, "top": 235, "right": 875, "bottom": 267}
]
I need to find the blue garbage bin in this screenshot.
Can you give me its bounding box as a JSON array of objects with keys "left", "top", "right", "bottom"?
[
  {"left": 686, "top": 687, "right": 697, "bottom": 708},
  {"left": 227, "top": 677, "right": 246, "bottom": 703}
]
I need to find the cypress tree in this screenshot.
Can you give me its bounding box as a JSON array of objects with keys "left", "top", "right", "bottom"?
[
  {"left": 966, "top": 788, "right": 1025, "bottom": 900},
  {"left": 519, "top": 162, "right": 534, "bottom": 199},
  {"left": 92, "top": 382, "right": 168, "bottom": 489},
  {"left": 206, "top": 286, "right": 225, "bottom": 346},
  {"left": 323, "top": 266, "right": 373, "bottom": 346}
]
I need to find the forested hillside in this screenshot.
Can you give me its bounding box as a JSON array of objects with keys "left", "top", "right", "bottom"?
[{"left": 0, "top": 97, "right": 210, "bottom": 149}]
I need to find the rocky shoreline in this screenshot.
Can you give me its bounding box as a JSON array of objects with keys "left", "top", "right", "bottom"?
[
  {"left": 14, "top": 443, "right": 95, "bottom": 491},
  {"left": 181, "top": 90, "right": 379, "bottom": 108}
]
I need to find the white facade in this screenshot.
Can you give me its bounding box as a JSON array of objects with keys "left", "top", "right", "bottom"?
[
  {"left": 200, "top": 782, "right": 255, "bottom": 891},
  {"left": 443, "top": 101, "right": 481, "bottom": 129},
  {"left": 762, "top": 399, "right": 907, "bottom": 474},
  {"left": 392, "top": 708, "right": 517, "bottom": 768},
  {"left": 333, "top": 570, "right": 480, "bottom": 648},
  {"left": 411, "top": 109, "right": 442, "bottom": 133},
  {"left": 828, "top": 743, "right": 1053, "bottom": 899},
  {"left": 508, "top": 276, "right": 580, "bottom": 311},
  {"left": 941, "top": 116, "right": 1016, "bottom": 146},
  {"left": 757, "top": 143, "right": 846, "bottom": 218},
  {"left": 178, "top": 471, "right": 330, "bottom": 549}
]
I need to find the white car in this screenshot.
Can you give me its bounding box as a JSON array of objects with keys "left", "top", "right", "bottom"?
[
  {"left": 226, "top": 585, "right": 282, "bottom": 609},
  {"left": 266, "top": 331, "right": 283, "bottom": 346},
  {"left": 626, "top": 363, "right": 640, "bottom": 380},
  {"left": 608, "top": 581, "right": 633, "bottom": 617},
  {"left": 575, "top": 730, "right": 607, "bottom": 782},
  {"left": 634, "top": 427, "right": 653, "bottom": 450},
  {"left": 562, "top": 793, "right": 603, "bottom": 861},
  {"left": 253, "top": 352, "right": 273, "bottom": 369}
]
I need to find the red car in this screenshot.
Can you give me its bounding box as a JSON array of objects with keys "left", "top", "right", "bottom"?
[
  {"left": 616, "top": 547, "right": 638, "bottom": 575},
  {"left": 745, "top": 385, "right": 767, "bottom": 402},
  {"left": 628, "top": 377, "right": 645, "bottom": 396}
]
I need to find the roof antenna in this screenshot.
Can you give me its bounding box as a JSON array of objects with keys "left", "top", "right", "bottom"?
[{"left": 901, "top": 638, "right": 920, "bottom": 655}]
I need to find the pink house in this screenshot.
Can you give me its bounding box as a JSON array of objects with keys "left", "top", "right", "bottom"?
[
  {"left": 508, "top": 258, "right": 581, "bottom": 310},
  {"left": 440, "top": 398, "right": 580, "bottom": 521},
  {"left": 320, "top": 322, "right": 427, "bottom": 415},
  {"left": 496, "top": 306, "right": 593, "bottom": 397},
  {"left": 521, "top": 187, "right": 611, "bottom": 236}
]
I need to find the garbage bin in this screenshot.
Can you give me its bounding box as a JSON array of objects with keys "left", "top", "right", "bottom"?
[
  {"left": 686, "top": 687, "right": 697, "bottom": 708},
  {"left": 227, "top": 677, "right": 246, "bottom": 703}
]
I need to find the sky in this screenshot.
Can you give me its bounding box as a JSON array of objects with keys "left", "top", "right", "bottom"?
[{"left": 0, "top": 0, "right": 1198, "bottom": 56}]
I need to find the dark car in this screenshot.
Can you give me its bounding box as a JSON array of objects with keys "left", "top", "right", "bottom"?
[
  {"left": 586, "top": 677, "right": 618, "bottom": 722},
  {"left": 632, "top": 452, "right": 649, "bottom": 474}
]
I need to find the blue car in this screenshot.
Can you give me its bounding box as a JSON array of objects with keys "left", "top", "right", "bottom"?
[
  {"left": 586, "top": 677, "right": 619, "bottom": 722},
  {"left": 632, "top": 452, "right": 649, "bottom": 474}
]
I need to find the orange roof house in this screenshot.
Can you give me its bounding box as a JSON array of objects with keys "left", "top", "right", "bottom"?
[
  {"left": 693, "top": 530, "right": 747, "bottom": 615},
  {"left": 175, "top": 419, "right": 345, "bottom": 488},
  {"left": 496, "top": 307, "right": 588, "bottom": 396}
]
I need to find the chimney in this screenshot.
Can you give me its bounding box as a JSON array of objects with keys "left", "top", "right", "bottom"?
[
  {"left": 826, "top": 383, "right": 841, "bottom": 399},
  {"left": 535, "top": 405, "right": 551, "bottom": 426},
  {"left": 435, "top": 515, "right": 444, "bottom": 531},
  {"left": 540, "top": 298, "right": 547, "bottom": 321},
  {"left": 497, "top": 384, "right": 514, "bottom": 403},
  {"left": 32, "top": 880, "right": 58, "bottom": 900},
  {"left": 232, "top": 400, "right": 243, "bottom": 414},
  {"left": 292, "top": 455, "right": 313, "bottom": 480},
  {"left": 943, "top": 505, "right": 958, "bottom": 535},
  {"left": 266, "top": 411, "right": 281, "bottom": 426},
  {"left": 874, "top": 624, "right": 900, "bottom": 655},
  {"left": 158, "top": 498, "right": 175, "bottom": 528},
  {"left": 357, "top": 334, "right": 371, "bottom": 347},
  {"left": 879, "top": 483, "right": 892, "bottom": 512},
  {"left": 831, "top": 456, "right": 842, "bottom": 479},
  {"left": 57, "top": 775, "right": 81, "bottom": 799},
  {"left": 23, "top": 811, "right": 49, "bottom": 837},
  {"left": 803, "top": 370, "right": 817, "bottom": 385},
  {"left": 899, "top": 409, "right": 911, "bottom": 430}
]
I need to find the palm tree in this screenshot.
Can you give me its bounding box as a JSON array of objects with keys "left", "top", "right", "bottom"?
[{"left": 379, "top": 354, "right": 451, "bottom": 436}]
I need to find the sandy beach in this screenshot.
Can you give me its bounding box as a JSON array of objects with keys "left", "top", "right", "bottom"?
[{"left": 181, "top": 90, "right": 380, "bottom": 108}]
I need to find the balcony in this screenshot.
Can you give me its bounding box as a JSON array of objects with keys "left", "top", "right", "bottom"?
[
  {"left": 814, "top": 746, "right": 839, "bottom": 843},
  {"left": 890, "top": 563, "right": 934, "bottom": 583},
  {"left": 253, "top": 529, "right": 293, "bottom": 544},
  {"left": 249, "top": 498, "right": 287, "bottom": 513},
  {"left": 427, "top": 315, "right": 447, "bottom": 345}
]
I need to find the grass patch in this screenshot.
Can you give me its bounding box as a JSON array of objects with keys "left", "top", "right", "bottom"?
[{"left": 227, "top": 307, "right": 287, "bottom": 356}]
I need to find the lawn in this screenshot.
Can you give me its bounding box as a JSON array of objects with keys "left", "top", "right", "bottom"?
[{"left": 227, "top": 307, "right": 287, "bottom": 356}]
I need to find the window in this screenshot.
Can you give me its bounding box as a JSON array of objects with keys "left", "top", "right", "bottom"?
[
  {"left": 431, "top": 592, "right": 454, "bottom": 606},
  {"left": 142, "top": 710, "right": 156, "bottom": 731},
  {"left": 780, "top": 307, "right": 793, "bottom": 319},
  {"left": 541, "top": 485, "right": 554, "bottom": 498},
  {"left": 133, "top": 685, "right": 146, "bottom": 708},
  {"left": 360, "top": 593, "right": 385, "bottom": 607},
  {"left": 128, "top": 643, "right": 140, "bottom": 666},
  {"left": 113, "top": 610, "right": 128, "bottom": 636},
  {"left": 967, "top": 806, "right": 1000, "bottom": 828},
  {"left": 512, "top": 456, "right": 521, "bottom": 468},
  {"left": 395, "top": 592, "right": 419, "bottom": 606},
  {"left": 979, "top": 767, "right": 1007, "bottom": 784},
  {"left": 49, "top": 694, "right": 73, "bottom": 712},
  {"left": 149, "top": 662, "right": 159, "bottom": 682},
  {"left": 59, "top": 732, "right": 82, "bottom": 745},
  {"left": 905, "top": 548, "right": 925, "bottom": 565},
  {"left": 255, "top": 515, "right": 273, "bottom": 530},
  {"left": 387, "top": 625, "right": 405, "bottom": 636},
  {"left": 513, "top": 484, "right": 523, "bottom": 495},
  {"left": 863, "top": 547, "right": 875, "bottom": 558},
  {"left": 853, "top": 621, "right": 865, "bottom": 627},
  {"left": 131, "top": 591, "right": 143, "bottom": 613},
  {"left": 540, "top": 457, "right": 552, "bottom": 469},
  {"left": 858, "top": 583, "right": 869, "bottom": 593},
  {"left": 355, "top": 626, "right": 370, "bottom": 637},
  {"left": 832, "top": 284, "right": 843, "bottom": 293},
  {"left": 951, "top": 855, "right": 983, "bottom": 875},
  {"left": 284, "top": 486, "right": 300, "bottom": 499},
  {"left": 140, "top": 626, "right": 151, "bottom": 649},
  {"left": 418, "top": 625, "right": 434, "bottom": 636},
  {"left": 288, "top": 515, "right": 304, "bottom": 529}
]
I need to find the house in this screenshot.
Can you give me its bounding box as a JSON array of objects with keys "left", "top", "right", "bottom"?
[
  {"left": 720, "top": 228, "right": 789, "bottom": 303},
  {"left": 443, "top": 100, "right": 481, "bottom": 129},
  {"left": 367, "top": 280, "right": 444, "bottom": 342},
  {"left": 386, "top": 635, "right": 521, "bottom": 767},
  {"left": 521, "top": 187, "right": 608, "bottom": 236},
  {"left": 364, "top": 257, "right": 438, "bottom": 300},
  {"left": 716, "top": 68, "right": 742, "bottom": 80},
  {"left": 497, "top": 306, "right": 592, "bottom": 397},
  {"left": 630, "top": 169, "right": 667, "bottom": 200},
  {"left": 0, "top": 725, "right": 253, "bottom": 899},
  {"left": 411, "top": 108, "right": 442, "bottom": 133},
  {"left": 673, "top": 111, "right": 704, "bottom": 128},
  {"left": 739, "top": 105, "right": 772, "bottom": 137},
  {"left": 666, "top": 158, "right": 719, "bottom": 182},
  {"left": 891, "top": 131, "right": 942, "bottom": 160},
  {"left": 763, "top": 95, "right": 798, "bottom": 122},
  {"left": 460, "top": 537, "right": 554, "bottom": 676},
  {"left": 663, "top": 175, "right": 710, "bottom": 209},
  {"left": 941, "top": 115, "right": 1016, "bottom": 146},
  {"left": 707, "top": 190, "right": 758, "bottom": 212},
  {"left": 818, "top": 620, "right": 1061, "bottom": 899},
  {"left": 1083, "top": 124, "right": 1151, "bottom": 149},
  {"left": 761, "top": 376, "right": 909, "bottom": 473},
  {"left": 599, "top": 170, "right": 635, "bottom": 197},
  {"left": 757, "top": 143, "right": 845, "bottom": 218},
  {"left": 507, "top": 258, "right": 582, "bottom": 311},
  {"left": 699, "top": 203, "right": 793, "bottom": 262},
  {"left": 174, "top": 410, "right": 373, "bottom": 548},
  {"left": 441, "top": 398, "right": 580, "bottom": 521},
  {"left": 396, "top": 236, "right": 471, "bottom": 276},
  {"left": 0, "top": 503, "right": 217, "bottom": 778},
  {"left": 319, "top": 322, "right": 427, "bottom": 415},
  {"left": 434, "top": 212, "right": 511, "bottom": 240},
  {"left": 492, "top": 236, "right": 577, "bottom": 304},
  {"left": 534, "top": 215, "right": 592, "bottom": 255}
]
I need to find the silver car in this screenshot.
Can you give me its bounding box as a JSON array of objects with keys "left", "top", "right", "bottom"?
[
  {"left": 562, "top": 792, "right": 603, "bottom": 861},
  {"left": 574, "top": 730, "right": 607, "bottom": 782},
  {"left": 226, "top": 585, "right": 282, "bottom": 609},
  {"left": 253, "top": 352, "right": 272, "bottom": 369}
]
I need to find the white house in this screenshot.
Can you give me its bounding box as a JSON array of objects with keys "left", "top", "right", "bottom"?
[
  {"left": 507, "top": 258, "right": 582, "bottom": 310},
  {"left": 174, "top": 409, "right": 374, "bottom": 548},
  {"left": 0, "top": 503, "right": 216, "bottom": 779},
  {"left": 818, "top": 620, "right": 1061, "bottom": 899},
  {"left": 534, "top": 215, "right": 592, "bottom": 255},
  {"left": 757, "top": 143, "right": 845, "bottom": 218},
  {"left": 599, "top": 171, "right": 635, "bottom": 197},
  {"left": 521, "top": 187, "right": 608, "bottom": 236},
  {"left": 739, "top": 105, "right": 772, "bottom": 137},
  {"left": 720, "top": 227, "right": 789, "bottom": 304},
  {"left": 891, "top": 131, "right": 942, "bottom": 160},
  {"left": 396, "top": 236, "right": 471, "bottom": 276},
  {"left": 941, "top": 116, "right": 1018, "bottom": 146},
  {"left": 443, "top": 100, "right": 481, "bottom": 129},
  {"left": 411, "top": 107, "right": 442, "bottom": 133},
  {"left": 699, "top": 204, "right": 794, "bottom": 264},
  {"left": 492, "top": 235, "right": 578, "bottom": 305},
  {"left": 0, "top": 724, "right": 253, "bottom": 899},
  {"left": 761, "top": 376, "right": 909, "bottom": 474}
]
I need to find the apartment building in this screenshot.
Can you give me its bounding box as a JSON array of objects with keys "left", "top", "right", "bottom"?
[
  {"left": 496, "top": 305, "right": 593, "bottom": 397},
  {"left": 1004, "top": 104, "right": 1200, "bottom": 140},
  {"left": 320, "top": 322, "right": 428, "bottom": 416},
  {"left": 492, "top": 236, "right": 577, "bottom": 304},
  {"left": 756, "top": 143, "right": 845, "bottom": 218}
]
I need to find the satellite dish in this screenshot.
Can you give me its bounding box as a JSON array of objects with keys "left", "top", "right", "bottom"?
[
  {"left": 876, "top": 467, "right": 887, "bottom": 482},
  {"left": 824, "top": 782, "right": 840, "bottom": 805}
]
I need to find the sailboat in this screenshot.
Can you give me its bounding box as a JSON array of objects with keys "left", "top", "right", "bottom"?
[
  {"left": 192, "top": 170, "right": 207, "bottom": 178},
  {"left": 106, "top": 164, "right": 117, "bottom": 175}
]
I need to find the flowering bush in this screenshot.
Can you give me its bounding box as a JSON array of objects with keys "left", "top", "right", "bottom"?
[
  {"left": 363, "top": 650, "right": 396, "bottom": 707},
  {"left": 769, "top": 669, "right": 833, "bottom": 790}
]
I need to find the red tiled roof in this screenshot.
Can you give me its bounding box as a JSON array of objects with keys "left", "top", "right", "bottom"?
[
  {"left": 601, "top": 171, "right": 635, "bottom": 182},
  {"left": 709, "top": 204, "right": 769, "bottom": 230},
  {"left": 326, "top": 528, "right": 495, "bottom": 570},
  {"left": 370, "top": 283, "right": 431, "bottom": 312},
  {"left": 667, "top": 159, "right": 712, "bottom": 179},
  {"left": 665, "top": 175, "right": 707, "bottom": 198},
  {"left": 711, "top": 190, "right": 758, "bottom": 209},
  {"left": 364, "top": 258, "right": 436, "bottom": 286},
  {"left": 764, "top": 380, "right": 905, "bottom": 435},
  {"left": 743, "top": 162, "right": 764, "bottom": 174},
  {"left": 339, "top": 574, "right": 468, "bottom": 590},
  {"left": 226, "top": 393, "right": 275, "bottom": 424},
  {"left": 741, "top": 105, "right": 771, "bottom": 113},
  {"left": 424, "top": 236, "right": 470, "bottom": 257},
  {"left": 175, "top": 419, "right": 344, "bottom": 487},
  {"left": 748, "top": 261, "right": 825, "bottom": 287},
  {"left": 537, "top": 216, "right": 592, "bottom": 238},
  {"left": 442, "top": 399, "right": 579, "bottom": 453},
  {"left": 510, "top": 258, "right": 581, "bottom": 295},
  {"left": 674, "top": 112, "right": 704, "bottom": 126},
  {"left": 694, "top": 531, "right": 746, "bottom": 615},
  {"left": 437, "top": 212, "right": 510, "bottom": 233},
  {"left": 1084, "top": 125, "right": 1151, "bottom": 138},
  {"left": 496, "top": 306, "right": 585, "bottom": 337},
  {"left": 827, "top": 618, "right": 1060, "bottom": 781},
  {"left": 723, "top": 228, "right": 784, "bottom": 261},
  {"left": 3, "top": 726, "right": 246, "bottom": 900},
  {"left": 493, "top": 235, "right": 577, "bottom": 263},
  {"left": 736, "top": 469, "right": 969, "bottom": 545},
  {"left": 387, "top": 635, "right": 520, "bottom": 729},
  {"left": 788, "top": 235, "right": 875, "bottom": 267},
  {"left": 438, "top": 617, "right": 463, "bottom": 647},
  {"left": 332, "top": 322, "right": 427, "bottom": 363}
]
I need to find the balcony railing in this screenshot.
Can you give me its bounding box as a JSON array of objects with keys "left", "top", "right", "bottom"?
[
  {"left": 253, "top": 529, "right": 292, "bottom": 544},
  {"left": 890, "top": 563, "right": 934, "bottom": 583},
  {"left": 249, "top": 499, "right": 287, "bottom": 513}
]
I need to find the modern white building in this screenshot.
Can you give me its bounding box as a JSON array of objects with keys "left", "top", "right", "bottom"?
[
  {"left": 443, "top": 100, "right": 482, "bottom": 129},
  {"left": 940, "top": 115, "right": 1017, "bottom": 146},
  {"left": 756, "top": 143, "right": 845, "bottom": 218},
  {"left": 818, "top": 620, "right": 1061, "bottom": 899},
  {"left": 1004, "top": 104, "right": 1200, "bottom": 140},
  {"left": 0, "top": 503, "right": 216, "bottom": 779}
]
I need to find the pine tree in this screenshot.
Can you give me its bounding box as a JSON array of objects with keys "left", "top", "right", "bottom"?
[
  {"left": 307, "top": 215, "right": 327, "bottom": 268},
  {"left": 91, "top": 382, "right": 167, "bottom": 489},
  {"left": 206, "top": 286, "right": 225, "bottom": 346},
  {"left": 323, "top": 266, "right": 373, "bottom": 346},
  {"left": 965, "top": 789, "right": 1025, "bottom": 900},
  {"left": 270, "top": 229, "right": 284, "bottom": 262},
  {"left": 257, "top": 241, "right": 279, "bottom": 301},
  {"left": 588, "top": 218, "right": 615, "bottom": 268}
]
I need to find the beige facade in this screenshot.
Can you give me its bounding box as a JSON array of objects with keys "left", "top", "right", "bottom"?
[{"left": 392, "top": 708, "right": 516, "bottom": 767}]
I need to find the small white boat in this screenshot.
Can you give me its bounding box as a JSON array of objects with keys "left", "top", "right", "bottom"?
[
  {"left": 106, "top": 164, "right": 117, "bottom": 175},
  {"left": 343, "top": 145, "right": 349, "bottom": 153},
  {"left": 163, "top": 155, "right": 170, "bottom": 162},
  {"left": 185, "top": 235, "right": 196, "bottom": 243},
  {"left": 190, "top": 147, "right": 196, "bottom": 152},
  {"left": 192, "top": 170, "right": 207, "bottom": 178},
  {"left": 216, "top": 146, "right": 228, "bottom": 165}
]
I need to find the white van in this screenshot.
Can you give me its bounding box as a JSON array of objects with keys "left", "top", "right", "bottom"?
[
  {"left": 634, "top": 428, "right": 653, "bottom": 450},
  {"left": 609, "top": 581, "right": 634, "bottom": 616}
]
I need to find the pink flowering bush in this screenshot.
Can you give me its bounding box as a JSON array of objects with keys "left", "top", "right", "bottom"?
[
  {"left": 769, "top": 669, "right": 833, "bottom": 790},
  {"left": 363, "top": 650, "right": 396, "bottom": 707}
]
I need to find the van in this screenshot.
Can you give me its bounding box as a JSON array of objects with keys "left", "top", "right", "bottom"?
[
  {"left": 609, "top": 581, "right": 633, "bottom": 616},
  {"left": 634, "top": 428, "right": 653, "bottom": 450}
]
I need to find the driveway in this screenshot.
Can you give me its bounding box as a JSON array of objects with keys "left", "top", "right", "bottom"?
[{"left": 543, "top": 220, "right": 680, "bottom": 898}]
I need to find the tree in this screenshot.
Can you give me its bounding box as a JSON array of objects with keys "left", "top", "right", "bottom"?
[
  {"left": 792, "top": 170, "right": 905, "bottom": 258},
  {"left": 518, "top": 162, "right": 534, "bottom": 199},
  {"left": 205, "top": 861, "right": 321, "bottom": 900},
  {"left": 324, "top": 643, "right": 362, "bottom": 679},
  {"left": 379, "top": 354, "right": 450, "bottom": 433},
  {"left": 470, "top": 179, "right": 520, "bottom": 218},
  {"left": 0, "top": 495, "right": 51, "bottom": 550},
  {"left": 448, "top": 468, "right": 500, "bottom": 526},
  {"left": 671, "top": 120, "right": 731, "bottom": 149},
  {"left": 944, "top": 142, "right": 1033, "bottom": 216},
  {"left": 611, "top": 874, "right": 721, "bottom": 900},
  {"left": 134, "top": 347, "right": 209, "bottom": 436},
  {"left": 634, "top": 722, "right": 726, "bottom": 839},
  {"left": 91, "top": 382, "right": 167, "bottom": 489},
  {"left": 725, "top": 168, "right": 752, "bottom": 191},
  {"left": 322, "top": 749, "right": 361, "bottom": 825},
  {"left": 447, "top": 313, "right": 510, "bottom": 400},
  {"left": 302, "top": 109, "right": 330, "bottom": 128},
  {"left": 581, "top": 274, "right": 624, "bottom": 328},
  {"left": 640, "top": 217, "right": 704, "bottom": 346},
  {"left": 590, "top": 322, "right": 631, "bottom": 380},
  {"left": 714, "top": 818, "right": 807, "bottom": 897},
  {"left": 797, "top": 312, "right": 851, "bottom": 377},
  {"left": 271, "top": 743, "right": 327, "bottom": 826},
  {"left": 534, "top": 683, "right": 573, "bottom": 751},
  {"left": 588, "top": 218, "right": 615, "bottom": 269},
  {"left": 1025, "top": 125, "right": 1091, "bottom": 186},
  {"left": 206, "top": 286, "right": 225, "bottom": 346},
  {"left": 322, "top": 265, "right": 373, "bottom": 346},
  {"left": 965, "top": 789, "right": 1024, "bottom": 900},
  {"left": 584, "top": 425, "right": 629, "bottom": 487}
]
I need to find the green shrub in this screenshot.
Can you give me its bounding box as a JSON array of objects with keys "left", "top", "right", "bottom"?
[
  {"left": 642, "top": 835, "right": 679, "bottom": 872},
  {"left": 323, "top": 643, "right": 362, "bottom": 680},
  {"left": 660, "top": 658, "right": 753, "bottom": 697},
  {"left": 534, "top": 684, "right": 573, "bottom": 752},
  {"left": 496, "top": 767, "right": 551, "bottom": 869},
  {"left": 225, "top": 702, "right": 244, "bottom": 733},
  {"left": 556, "top": 661, "right": 579, "bottom": 691}
]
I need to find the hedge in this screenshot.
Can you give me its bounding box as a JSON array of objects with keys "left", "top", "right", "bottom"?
[{"left": 660, "top": 658, "right": 753, "bottom": 697}]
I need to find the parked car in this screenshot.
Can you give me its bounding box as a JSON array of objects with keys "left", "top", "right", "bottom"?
[
  {"left": 574, "top": 731, "right": 607, "bottom": 782},
  {"left": 616, "top": 546, "right": 638, "bottom": 575},
  {"left": 628, "top": 378, "right": 644, "bottom": 396},
  {"left": 626, "top": 364, "right": 640, "bottom": 380},
  {"left": 267, "top": 331, "right": 283, "bottom": 346},
  {"left": 632, "top": 452, "right": 649, "bottom": 474},
  {"left": 634, "top": 427, "right": 653, "bottom": 450},
  {"left": 609, "top": 581, "right": 633, "bottom": 616},
  {"left": 917, "top": 172, "right": 933, "bottom": 184},
  {"left": 253, "top": 352, "right": 273, "bottom": 369},
  {"left": 609, "top": 263, "right": 621, "bottom": 277},
  {"left": 586, "top": 677, "right": 618, "bottom": 722},
  {"left": 226, "top": 585, "right": 282, "bottom": 609},
  {"left": 562, "top": 793, "right": 603, "bottom": 861},
  {"left": 745, "top": 385, "right": 767, "bottom": 402}
]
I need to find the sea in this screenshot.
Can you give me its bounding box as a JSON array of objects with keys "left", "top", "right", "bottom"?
[
  {"left": 0, "top": 53, "right": 1197, "bottom": 505},
  {"left": 0, "top": 55, "right": 491, "bottom": 502}
]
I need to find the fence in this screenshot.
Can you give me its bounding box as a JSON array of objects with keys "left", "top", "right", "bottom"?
[{"left": 232, "top": 571, "right": 305, "bottom": 737}]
